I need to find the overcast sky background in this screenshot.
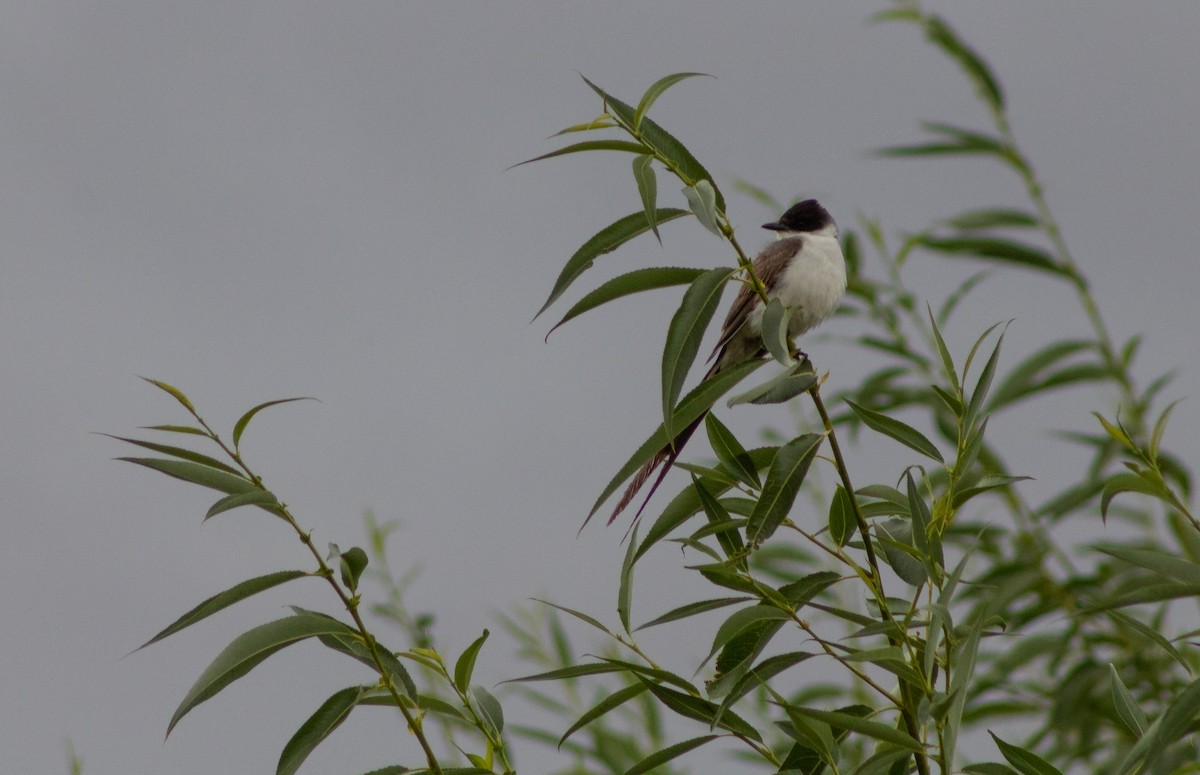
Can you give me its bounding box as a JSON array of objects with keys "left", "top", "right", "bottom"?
[{"left": 4, "top": 3, "right": 1200, "bottom": 774}]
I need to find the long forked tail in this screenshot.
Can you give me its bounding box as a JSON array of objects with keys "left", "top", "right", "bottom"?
[{"left": 607, "top": 412, "right": 707, "bottom": 525}]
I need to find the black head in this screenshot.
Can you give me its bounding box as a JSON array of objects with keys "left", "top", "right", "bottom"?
[{"left": 762, "top": 199, "right": 834, "bottom": 234}]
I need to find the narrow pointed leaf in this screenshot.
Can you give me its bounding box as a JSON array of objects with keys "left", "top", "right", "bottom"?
[
  {"left": 726, "top": 362, "right": 817, "bottom": 407},
  {"left": 761, "top": 298, "right": 795, "bottom": 366},
  {"left": 1109, "top": 664, "right": 1148, "bottom": 737},
  {"left": 513, "top": 139, "right": 651, "bottom": 168},
  {"left": 618, "top": 523, "right": 638, "bottom": 632},
  {"left": 682, "top": 182, "right": 722, "bottom": 236},
  {"left": 989, "top": 733, "right": 1062, "bottom": 775},
  {"left": 626, "top": 735, "right": 718, "bottom": 775},
  {"left": 471, "top": 685, "right": 504, "bottom": 735},
  {"left": 746, "top": 434, "right": 823, "bottom": 545},
  {"left": 704, "top": 605, "right": 791, "bottom": 667},
  {"left": 876, "top": 520, "right": 928, "bottom": 586},
  {"left": 640, "top": 679, "right": 761, "bottom": 740},
  {"left": 547, "top": 266, "right": 706, "bottom": 339},
  {"left": 923, "top": 14, "right": 1005, "bottom": 111},
  {"left": 1094, "top": 545, "right": 1200, "bottom": 585},
  {"left": 454, "top": 629, "right": 490, "bottom": 694},
  {"left": 118, "top": 457, "right": 255, "bottom": 496},
  {"left": 662, "top": 267, "right": 734, "bottom": 437},
  {"left": 559, "top": 683, "right": 647, "bottom": 746},
  {"left": 927, "top": 303, "right": 960, "bottom": 393},
  {"left": 534, "top": 208, "right": 690, "bottom": 320},
  {"left": 636, "top": 597, "right": 750, "bottom": 631},
  {"left": 206, "top": 489, "right": 280, "bottom": 519},
  {"left": 942, "top": 208, "right": 1039, "bottom": 231},
  {"left": 634, "top": 72, "right": 711, "bottom": 130},
  {"left": 167, "top": 614, "right": 358, "bottom": 737},
  {"left": 141, "top": 424, "right": 208, "bottom": 436},
  {"left": 233, "top": 397, "right": 314, "bottom": 449},
  {"left": 965, "top": 324, "right": 1007, "bottom": 433},
  {"left": 137, "top": 570, "right": 309, "bottom": 650},
  {"left": 142, "top": 377, "right": 196, "bottom": 413},
  {"left": 632, "top": 154, "right": 660, "bottom": 242},
  {"left": 828, "top": 485, "right": 854, "bottom": 547},
  {"left": 921, "top": 236, "right": 1066, "bottom": 277},
  {"left": 780, "top": 705, "right": 923, "bottom": 753},
  {"left": 693, "top": 475, "right": 744, "bottom": 560},
  {"left": 581, "top": 75, "right": 725, "bottom": 209},
  {"left": 552, "top": 115, "right": 617, "bottom": 135},
  {"left": 845, "top": 400, "right": 943, "bottom": 463},
  {"left": 103, "top": 435, "right": 241, "bottom": 475},
  {"left": 586, "top": 359, "right": 764, "bottom": 524},
  {"left": 531, "top": 599, "right": 611, "bottom": 636},
  {"left": 277, "top": 686, "right": 364, "bottom": 775},
  {"left": 705, "top": 413, "right": 760, "bottom": 488},
  {"left": 1099, "top": 473, "right": 1172, "bottom": 521}
]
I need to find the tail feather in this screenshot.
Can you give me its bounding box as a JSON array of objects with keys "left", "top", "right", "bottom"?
[{"left": 608, "top": 412, "right": 707, "bottom": 525}]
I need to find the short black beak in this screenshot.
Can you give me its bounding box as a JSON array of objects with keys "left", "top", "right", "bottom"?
[{"left": 761, "top": 220, "right": 785, "bottom": 231}]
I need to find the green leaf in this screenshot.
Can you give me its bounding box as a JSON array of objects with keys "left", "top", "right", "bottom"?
[
  {"left": 876, "top": 520, "right": 928, "bottom": 586},
  {"left": 205, "top": 489, "right": 280, "bottom": 520},
  {"left": 626, "top": 735, "right": 718, "bottom": 775},
  {"left": 559, "top": 682, "right": 647, "bottom": 746},
  {"left": 167, "top": 614, "right": 358, "bottom": 738},
  {"left": 682, "top": 181, "right": 722, "bottom": 236},
  {"left": 745, "top": 434, "right": 823, "bottom": 545},
  {"left": 726, "top": 361, "right": 817, "bottom": 407},
  {"left": 761, "top": 298, "right": 795, "bottom": 366},
  {"left": 845, "top": 400, "right": 943, "bottom": 463},
  {"left": 533, "top": 208, "right": 690, "bottom": 320},
  {"left": 942, "top": 208, "right": 1039, "bottom": 231},
  {"left": 989, "top": 733, "right": 1062, "bottom": 775},
  {"left": 632, "top": 154, "right": 660, "bottom": 243},
  {"left": 137, "top": 570, "right": 309, "bottom": 650},
  {"left": 471, "top": 685, "right": 504, "bottom": 736},
  {"left": 636, "top": 596, "right": 751, "bottom": 631},
  {"left": 920, "top": 236, "right": 1066, "bottom": 277},
  {"left": 142, "top": 377, "right": 196, "bottom": 413},
  {"left": 639, "top": 679, "right": 761, "bottom": 741},
  {"left": 1099, "top": 473, "right": 1173, "bottom": 522},
  {"left": 1139, "top": 675, "right": 1200, "bottom": 771},
  {"left": 705, "top": 413, "right": 760, "bottom": 489},
  {"left": 546, "top": 266, "right": 707, "bottom": 339},
  {"left": 632, "top": 445, "right": 776, "bottom": 561},
  {"left": 634, "top": 72, "right": 711, "bottom": 130},
  {"left": 586, "top": 359, "right": 764, "bottom": 525},
  {"left": 552, "top": 115, "right": 617, "bottom": 135},
  {"left": 454, "top": 629, "right": 489, "bottom": 694},
  {"left": 336, "top": 547, "right": 369, "bottom": 592},
  {"left": 828, "top": 486, "right": 854, "bottom": 547},
  {"left": 277, "top": 686, "right": 364, "bottom": 775},
  {"left": 704, "top": 605, "right": 792, "bottom": 668},
  {"left": 922, "top": 14, "right": 1005, "bottom": 111},
  {"left": 964, "top": 323, "right": 1007, "bottom": 434},
  {"left": 1149, "top": 398, "right": 1183, "bottom": 463},
  {"left": 513, "top": 139, "right": 651, "bottom": 168},
  {"left": 1094, "top": 545, "right": 1200, "bottom": 585},
  {"left": 232, "top": 397, "right": 314, "bottom": 449},
  {"left": 927, "top": 303, "right": 960, "bottom": 393},
  {"left": 581, "top": 74, "right": 725, "bottom": 210},
  {"left": 618, "top": 523, "right": 638, "bottom": 633},
  {"left": 141, "top": 423, "right": 208, "bottom": 436},
  {"left": 692, "top": 476, "right": 745, "bottom": 560},
  {"left": 662, "top": 267, "right": 736, "bottom": 437},
  {"left": 531, "top": 599, "right": 611, "bottom": 636},
  {"left": 118, "top": 457, "right": 256, "bottom": 496},
  {"left": 987, "top": 340, "right": 1094, "bottom": 411},
  {"left": 103, "top": 435, "right": 242, "bottom": 475},
  {"left": 1108, "top": 664, "right": 1148, "bottom": 737},
  {"left": 780, "top": 705, "right": 923, "bottom": 753}
]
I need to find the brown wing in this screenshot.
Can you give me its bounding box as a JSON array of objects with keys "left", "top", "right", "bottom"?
[{"left": 708, "top": 237, "right": 803, "bottom": 362}]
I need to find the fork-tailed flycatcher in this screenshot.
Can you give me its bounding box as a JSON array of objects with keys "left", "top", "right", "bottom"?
[{"left": 608, "top": 198, "right": 846, "bottom": 524}]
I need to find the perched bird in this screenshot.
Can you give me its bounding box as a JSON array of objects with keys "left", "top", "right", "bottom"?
[{"left": 609, "top": 198, "right": 847, "bottom": 524}]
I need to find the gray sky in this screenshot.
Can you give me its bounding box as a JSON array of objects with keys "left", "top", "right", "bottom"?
[{"left": 4, "top": 3, "right": 1199, "bottom": 774}]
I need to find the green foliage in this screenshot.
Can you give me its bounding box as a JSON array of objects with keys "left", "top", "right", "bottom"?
[{"left": 112, "top": 7, "right": 1200, "bottom": 775}]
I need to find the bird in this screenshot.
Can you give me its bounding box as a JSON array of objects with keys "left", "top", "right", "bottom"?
[{"left": 608, "top": 198, "right": 846, "bottom": 524}]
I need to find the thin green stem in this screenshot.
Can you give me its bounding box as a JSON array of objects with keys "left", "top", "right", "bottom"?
[{"left": 192, "top": 414, "right": 447, "bottom": 775}]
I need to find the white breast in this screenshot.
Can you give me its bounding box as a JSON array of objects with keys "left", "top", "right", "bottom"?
[{"left": 745, "top": 233, "right": 846, "bottom": 339}]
